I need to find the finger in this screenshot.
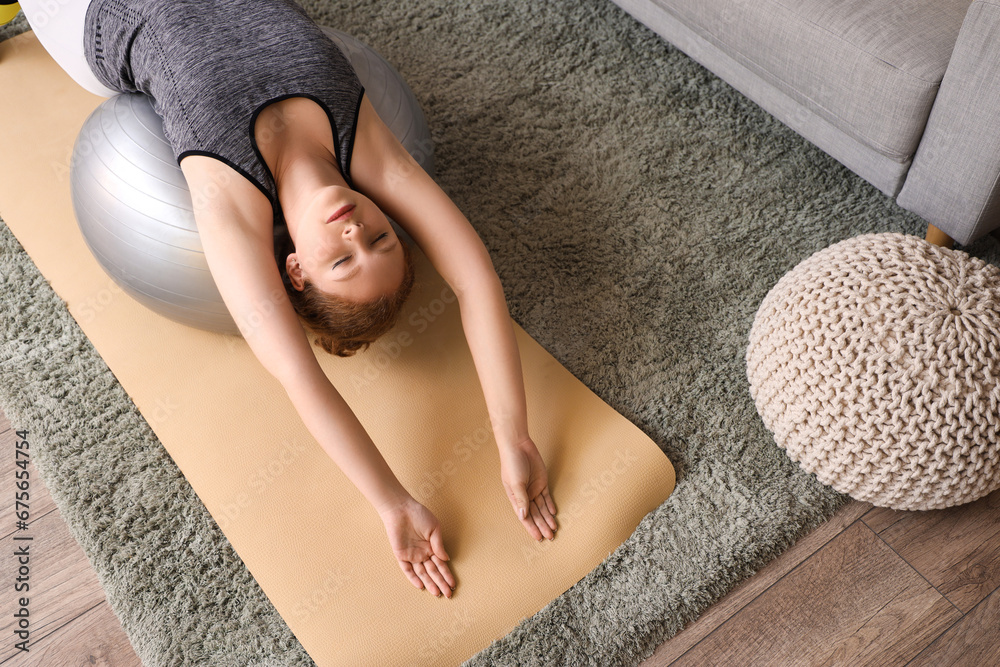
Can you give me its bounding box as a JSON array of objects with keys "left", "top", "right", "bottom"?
[
  {"left": 431, "top": 554, "right": 456, "bottom": 590},
  {"left": 520, "top": 502, "right": 543, "bottom": 541},
  {"left": 424, "top": 559, "right": 453, "bottom": 599},
  {"left": 543, "top": 488, "right": 556, "bottom": 516},
  {"left": 413, "top": 561, "right": 442, "bottom": 597},
  {"left": 510, "top": 482, "right": 530, "bottom": 522},
  {"left": 536, "top": 495, "right": 557, "bottom": 533},
  {"left": 430, "top": 527, "right": 450, "bottom": 561},
  {"left": 529, "top": 497, "right": 554, "bottom": 540},
  {"left": 399, "top": 561, "right": 423, "bottom": 590}
]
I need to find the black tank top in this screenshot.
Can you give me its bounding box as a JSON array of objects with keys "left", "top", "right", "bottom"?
[{"left": 83, "top": 0, "right": 366, "bottom": 232}]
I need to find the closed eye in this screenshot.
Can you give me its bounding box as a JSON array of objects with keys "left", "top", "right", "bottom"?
[{"left": 332, "top": 232, "right": 390, "bottom": 270}]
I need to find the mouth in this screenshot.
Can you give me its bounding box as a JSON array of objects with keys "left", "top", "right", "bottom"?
[{"left": 327, "top": 204, "right": 356, "bottom": 223}]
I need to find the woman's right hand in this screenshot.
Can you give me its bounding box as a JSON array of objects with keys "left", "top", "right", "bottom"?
[{"left": 378, "top": 496, "right": 456, "bottom": 598}]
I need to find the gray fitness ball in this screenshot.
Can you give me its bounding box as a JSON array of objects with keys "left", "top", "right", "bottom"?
[{"left": 70, "top": 27, "right": 434, "bottom": 335}]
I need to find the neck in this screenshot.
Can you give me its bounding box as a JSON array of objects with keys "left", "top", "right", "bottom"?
[{"left": 273, "top": 143, "right": 348, "bottom": 241}]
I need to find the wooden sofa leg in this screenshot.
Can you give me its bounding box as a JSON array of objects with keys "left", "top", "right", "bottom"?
[{"left": 925, "top": 224, "right": 955, "bottom": 249}]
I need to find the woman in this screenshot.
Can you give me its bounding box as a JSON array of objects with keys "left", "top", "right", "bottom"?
[{"left": 19, "top": 0, "right": 558, "bottom": 599}]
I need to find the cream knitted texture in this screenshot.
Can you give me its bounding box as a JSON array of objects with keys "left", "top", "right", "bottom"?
[{"left": 746, "top": 233, "right": 1000, "bottom": 511}]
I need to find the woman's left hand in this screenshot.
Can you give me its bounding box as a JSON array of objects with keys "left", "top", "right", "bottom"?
[{"left": 499, "top": 437, "right": 557, "bottom": 541}]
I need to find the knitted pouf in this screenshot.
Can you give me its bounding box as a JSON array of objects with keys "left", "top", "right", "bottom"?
[{"left": 746, "top": 233, "right": 1000, "bottom": 510}]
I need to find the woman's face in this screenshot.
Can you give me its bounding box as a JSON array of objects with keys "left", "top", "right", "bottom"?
[{"left": 286, "top": 185, "right": 405, "bottom": 301}]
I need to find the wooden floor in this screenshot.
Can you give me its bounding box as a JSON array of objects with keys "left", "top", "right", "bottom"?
[
  {"left": 0, "top": 414, "right": 143, "bottom": 666},
  {"left": 2, "top": 409, "right": 998, "bottom": 666},
  {"left": 640, "top": 491, "right": 1000, "bottom": 665}
]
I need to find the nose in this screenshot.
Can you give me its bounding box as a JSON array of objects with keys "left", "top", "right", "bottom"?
[{"left": 342, "top": 221, "right": 362, "bottom": 237}]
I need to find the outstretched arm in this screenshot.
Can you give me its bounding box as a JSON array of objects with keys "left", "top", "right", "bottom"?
[
  {"left": 181, "top": 156, "right": 411, "bottom": 513},
  {"left": 181, "top": 157, "right": 455, "bottom": 596},
  {"left": 350, "top": 97, "right": 558, "bottom": 540}
]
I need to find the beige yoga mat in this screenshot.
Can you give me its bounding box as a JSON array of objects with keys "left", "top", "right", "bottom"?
[{"left": 0, "top": 32, "right": 675, "bottom": 666}]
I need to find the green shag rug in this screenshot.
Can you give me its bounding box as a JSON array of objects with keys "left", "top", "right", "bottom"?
[{"left": 2, "top": 1, "right": 998, "bottom": 665}]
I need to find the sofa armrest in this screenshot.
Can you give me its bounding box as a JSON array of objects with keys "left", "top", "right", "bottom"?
[{"left": 896, "top": 0, "right": 1000, "bottom": 246}]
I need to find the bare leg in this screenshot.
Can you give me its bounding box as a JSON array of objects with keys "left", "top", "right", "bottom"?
[
  {"left": 925, "top": 223, "right": 954, "bottom": 249},
  {"left": 18, "top": 0, "right": 118, "bottom": 97}
]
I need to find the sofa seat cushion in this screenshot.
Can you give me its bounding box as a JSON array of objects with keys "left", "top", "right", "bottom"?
[{"left": 648, "top": 0, "right": 971, "bottom": 161}]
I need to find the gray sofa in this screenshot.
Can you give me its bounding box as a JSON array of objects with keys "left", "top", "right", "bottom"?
[{"left": 610, "top": 0, "right": 1000, "bottom": 246}]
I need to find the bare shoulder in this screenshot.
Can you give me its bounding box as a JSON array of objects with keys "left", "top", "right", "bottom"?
[
  {"left": 179, "top": 155, "right": 321, "bottom": 387},
  {"left": 180, "top": 154, "right": 274, "bottom": 240},
  {"left": 348, "top": 96, "right": 497, "bottom": 296},
  {"left": 349, "top": 95, "right": 422, "bottom": 194}
]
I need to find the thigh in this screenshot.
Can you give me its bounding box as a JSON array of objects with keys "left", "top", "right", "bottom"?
[{"left": 18, "top": 0, "right": 118, "bottom": 97}]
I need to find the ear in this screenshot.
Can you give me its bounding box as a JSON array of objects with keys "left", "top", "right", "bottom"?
[{"left": 285, "top": 252, "right": 306, "bottom": 291}]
